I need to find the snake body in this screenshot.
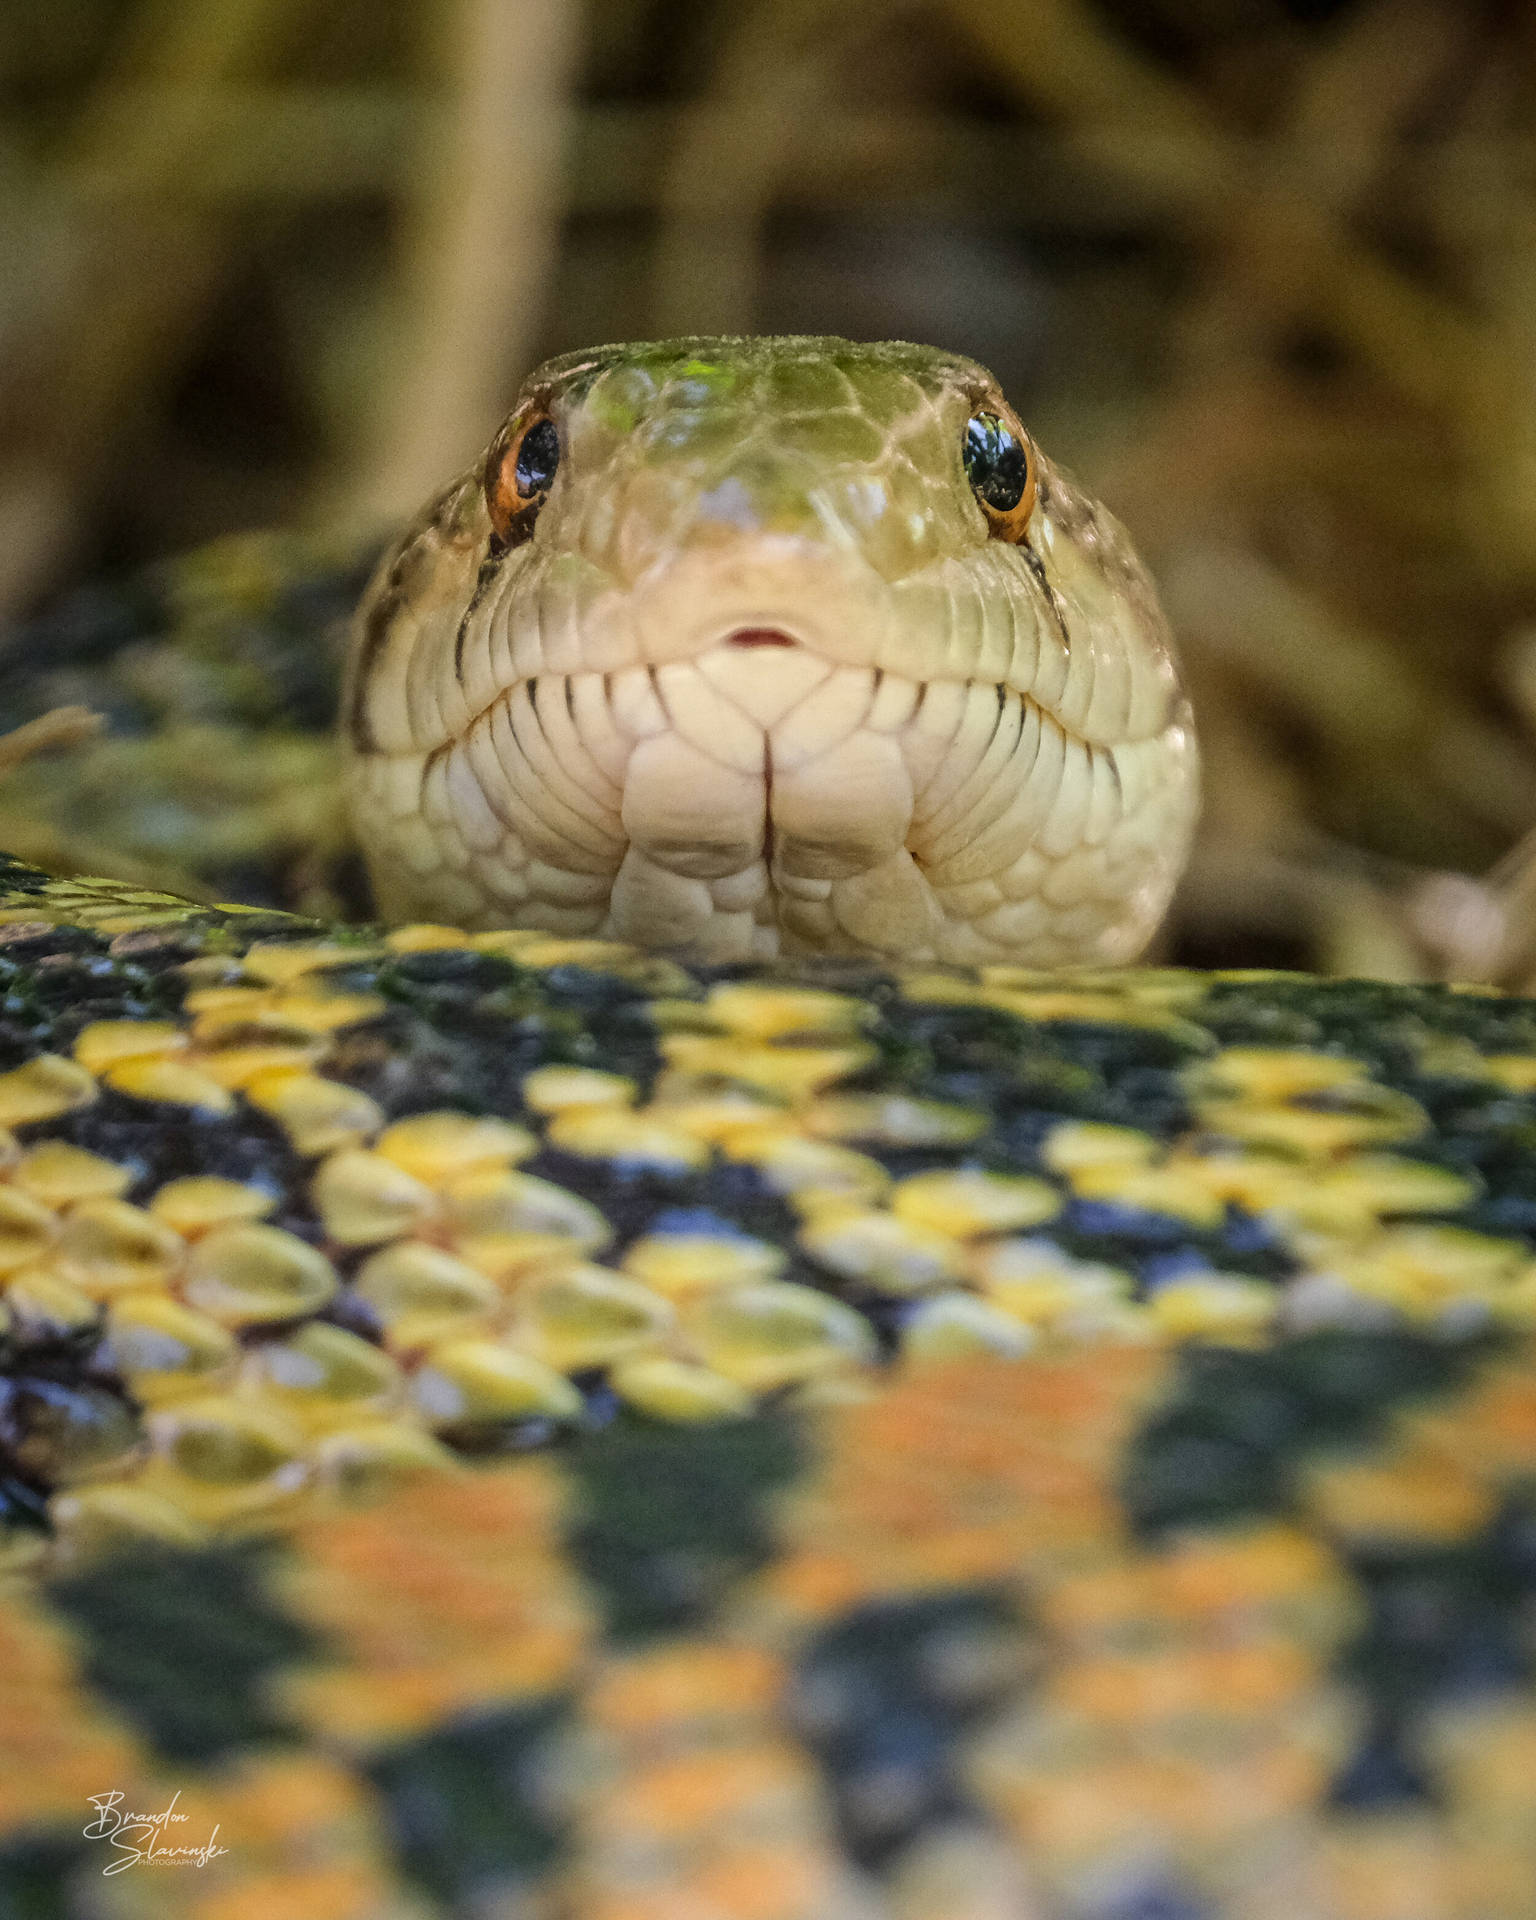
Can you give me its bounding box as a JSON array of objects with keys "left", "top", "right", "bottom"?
[{"left": 345, "top": 337, "right": 1198, "bottom": 965}]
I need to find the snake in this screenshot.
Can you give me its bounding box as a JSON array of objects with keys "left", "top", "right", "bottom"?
[
  {"left": 344, "top": 336, "right": 1198, "bottom": 966},
  {"left": 9, "top": 340, "right": 1536, "bottom": 1919}
]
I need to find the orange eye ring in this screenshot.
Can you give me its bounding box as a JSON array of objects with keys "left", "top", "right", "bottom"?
[
  {"left": 963, "top": 399, "right": 1036, "bottom": 543},
  {"left": 485, "top": 404, "right": 561, "bottom": 545}
]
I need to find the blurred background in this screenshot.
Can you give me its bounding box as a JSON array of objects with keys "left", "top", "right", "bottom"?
[{"left": 4, "top": 0, "right": 1536, "bottom": 982}]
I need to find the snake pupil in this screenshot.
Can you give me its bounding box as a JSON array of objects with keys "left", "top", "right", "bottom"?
[
  {"left": 963, "top": 412, "right": 1028, "bottom": 514},
  {"left": 514, "top": 418, "right": 560, "bottom": 498}
]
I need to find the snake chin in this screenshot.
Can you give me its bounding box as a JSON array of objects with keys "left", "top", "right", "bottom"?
[{"left": 347, "top": 648, "right": 1198, "bottom": 968}]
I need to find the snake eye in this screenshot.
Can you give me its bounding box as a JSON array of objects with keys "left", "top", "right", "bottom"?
[
  {"left": 486, "top": 410, "right": 560, "bottom": 545},
  {"left": 963, "top": 406, "right": 1035, "bottom": 542}
]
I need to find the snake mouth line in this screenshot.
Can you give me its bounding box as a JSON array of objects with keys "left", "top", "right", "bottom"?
[
  {"left": 726, "top": 627, "right": 798, "bottom": 649},
  {"left": 380, "top": 656, "right": 1150, "bottom": 801}
]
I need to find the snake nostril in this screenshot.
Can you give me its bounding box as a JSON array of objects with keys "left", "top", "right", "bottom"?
[{"left": 726, "top": 627, "right": 797, "bottom": 649}]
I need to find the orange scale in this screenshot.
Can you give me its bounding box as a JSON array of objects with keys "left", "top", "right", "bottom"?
[
  {"left": 0, "top": 1772, "right": 108, "bottom": 1832},
  {"left": 1105, "top": 1751, "right": 1283, "bottom": 1850},
  {"left": 830, "top": 1414, "right": 971, "bottom": 1477},
  {"left": 1445, "top": 1854, "right": 1536, "bottom": 1919},
  {"left": 425, "top": 1553, "right": 562, "bottom": 1600},
  {"left": 418, "top": 1597, "right": 581, "bottom": 1654},
  {"left": 386, "top": 1542, "right": 491, "bottom": 1585},
  {"left": 302, "top": 1576, "right": 420, "bottom": 1622},
  {"left": 1303, "top": 1445, "right": 1495, "bottom": 1545},
  {"left": 980, "top": 1757, "right": 1166, "bottom": 1856},
  {"left": 293, "top": 1590, "right": 580, "bottom": 1660},
  {"left": 1213, "top": 1643, "right": 1320, "bottom": 1720},
  {"left": 931, "top": 1482, "right": 1073, "bottom": 1541},
  {"left": 9, "top": 1735, "right": 137, "bottom": 1795},
  {"left": 280, "top": 1666, "right": 466, "bottom": 1743},
  {"left": 438, "top": 1628, "right": 590, "bottom": 1701},
  {"left": 575, "top": 1891, "right": 722, "bottom": 1920},
  {"left": 1189, "top": 1638, "right": 1325, "bottom": 1716},
  {"left": 877, "top": 1493, "right": 1033, "bottom": 1551},
  {"left": 811, "top": 1490, "right": 956, "bottom": 1545},
  {"left": 340, "top": 1553, "right": 482, "bottom": 1604},
  {"left": 314, "top": 1626, "right": 433, "bottom": 1673},
  {"left": 1001, "top": 1443, "right": 1120, "bottom": 1501},
  {"left": 821, "top": 1540, "right": 913, "bottom": 1590},
  {"left": 889, "top": 1400, "right": 1018, "bottom": 1456},
  {"left": 598, "top": 1744, "right": 814, "bottom": 1841},
  {"left": 1315, "top": 1816, "right": 1459, "bottom": 1918},
  {"left": 1194, "top": 1739, "right": 1332, "bottom": 1832},
  {"left": 0, "top": 1737, "right": 145, "bottom": 1822},
  {"left": 570, "top": 1897, "right": 674, "bottom": 1920},
  {"left": 688, "top": 1843, "right": 841, "bottom": 1919},
  {"left": 1018, "top": 1523, "right": 1131, "bottom": 1582},
  {"left": 1152, "top": 1529, "right": 1345, "bottom": 1629},
  {"left": 975, "top": 1467, "right": 1080, "bottom": 1525},
  {"left": 1, "top": 1714, "right": 125, "bottom": 1764},
  {"left": 1046, "top": 1654, "right": 1190, "bottom": 1728},
  {"left": 287, "top": 1537, "right": 409, "bottom": 1589},
  {"left": 885, "top": 1524, "right": 1027, "bottom": 1591},
  {"left": 186, "top": 1863, "right": 396, "bottom": 1920},
  {"left": 278, "top": 1580, "right": 405, "bottom": 1634},
  {"left": 1402, "top": 1406, "right": 1511, "bottom": 1477},
  {"left": 2, "top": 1708, "right": 97, "bottom": 1756},
  {"left": 1034, "top": 1560, "right": 1170, "bottom": 1644},
  {"left": 1454, "top": 1368, "right": 1536, "bottom": 1456},
  {"left": 1446, "top": 1715, "right": 1536, "bottom": 1799},
  {"left": 751, "top": 1551, "right": 875, "bottom": 1622},
  {"left": 334, "top": 1566, "right": 498, "bottom": 1620},
  {"left": 926, "top": 1434, "right": 1043, "bottom": 1489},
  {"left": 210, "top": 1753, "right": 370, "bottom": 1843},
  {"left": 774, "top": 1525, "right": 891, "bottom": 1575},
  {"left": 1041, "top": 1344, "right": 1167, "bottom": 1397},
  {"left": 0, "top": 1628, "right": 74, "bottom": 1684},
  {"left": 585, "top": 1644, "right": 786, "bottom": 1736},
  {"left": 4, "top": 1700, "right": 65, "bottom": 1740},
  {"left": 306, "top": 1462, "right": 565, "bottom": 1550},
  {"left": 381, "top": 1587, "right": 512, "bottom": 1636},
  {"left": 1024, "top": 1395, "right": 1159, "bottom": 1449}
]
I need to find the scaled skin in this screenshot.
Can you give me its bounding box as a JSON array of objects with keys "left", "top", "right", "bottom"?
[{"left": 343, "top": 336, "right": 1198, "bottom": 965}]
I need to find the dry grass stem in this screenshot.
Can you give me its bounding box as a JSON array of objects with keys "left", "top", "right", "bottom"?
[
  {"left": 345, "top": 0, "right": 582, "bottom": 528},
  {"left": 0, "top": 708, "right": 104, "bottom": 774}
]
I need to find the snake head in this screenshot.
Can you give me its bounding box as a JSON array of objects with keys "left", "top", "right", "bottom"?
[{"left": 344, "top": 336, "right": 1197, "bottom": 965}]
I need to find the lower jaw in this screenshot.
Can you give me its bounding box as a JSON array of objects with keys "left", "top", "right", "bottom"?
[
  {"left": 353, "top": 668, "right": 1193, "bottom": 967},
  {"left": 604, "top": 841, "right": 941, "bottom": 964},
  {"left": 374, "top": 835, "right": 1165, "bottom": 972}
]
